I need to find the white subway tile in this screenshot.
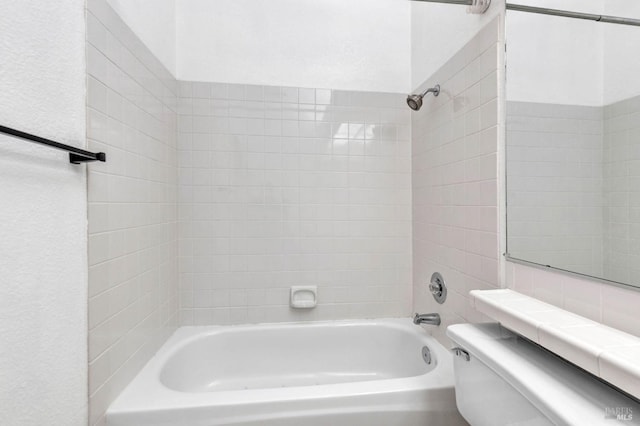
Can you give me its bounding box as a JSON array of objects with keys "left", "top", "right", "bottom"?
[
  {"left": 412, "top": 16, "right": 500, "bottom": 349},
  {"left": 281, "top": 87, "right": 298, "bottom": 103},
  {"left": 87, "top": 3, "right": 179, "bottom": 424}
]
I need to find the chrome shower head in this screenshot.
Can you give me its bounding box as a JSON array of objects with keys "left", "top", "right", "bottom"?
[
  {"left": 406, "top": 84, "right": 440, "bottom": 111},
  {"left": 406, "top": 94, "right": 423, "bottom": 111}
]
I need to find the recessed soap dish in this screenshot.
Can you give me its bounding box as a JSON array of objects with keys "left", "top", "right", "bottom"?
[{"left": 290, "top": 286, "right": 317, "bottom": 309}]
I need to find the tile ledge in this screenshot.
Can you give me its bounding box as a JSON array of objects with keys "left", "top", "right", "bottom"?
[{"left": 470, "top": 289, "right": 640, "bottom": 399}]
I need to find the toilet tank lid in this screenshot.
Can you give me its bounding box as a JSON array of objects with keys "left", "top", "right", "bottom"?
[{"left": 447, "top": 323, "right": 640, "bottom": 426}]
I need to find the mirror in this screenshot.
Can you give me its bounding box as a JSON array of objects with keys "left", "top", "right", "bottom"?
[{"left": 505, "top": 2, "right": 640, "bottom": 288}]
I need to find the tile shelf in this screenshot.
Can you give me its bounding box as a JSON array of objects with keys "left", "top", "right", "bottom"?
[{"left": 470, "top": 289, "right": 640, "bottom": 399}]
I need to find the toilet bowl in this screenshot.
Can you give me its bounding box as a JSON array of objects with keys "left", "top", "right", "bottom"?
[{"left": 447, "top": 323, "right": 640, "bottom": 425}]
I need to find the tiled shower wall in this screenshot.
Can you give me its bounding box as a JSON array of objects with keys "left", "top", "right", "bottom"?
[
  {"left": 506, "top": 102, "right": 603, "bottom": 277},
  {"left": 412, "top": 17, "right": 501, "bottom": 345},
  {"left": 86, "top": 0, "right": 178, "bottom": 424},
  {"left": 507, "top": 261, "right": 640, "bottom": 338},
  {"left": 603, "top": 94, "right": 640, "bottom": 284},
  {"left": 177, "top": 83, "right": 412, "bottom": 324}
]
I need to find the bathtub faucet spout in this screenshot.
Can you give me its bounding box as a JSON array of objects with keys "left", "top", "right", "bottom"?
[{"left": 413, "top": 313, "right": 441, "bottom": 326}]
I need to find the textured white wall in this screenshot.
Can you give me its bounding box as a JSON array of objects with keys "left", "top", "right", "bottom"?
[
  {"left": 411, "top": 0, "right": 504, "bottom": 91},
  {"left": 176, "top": 0, "right": 411, "bottom": 92},
  {"left": 106, "top": 0, "right": 177, "bottom": 75},
  {"left": 0, "top": 1, "right": 87, "bottom": 425}
]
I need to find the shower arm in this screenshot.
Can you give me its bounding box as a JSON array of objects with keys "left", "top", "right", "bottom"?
[{"left": 420, "top": 85, "right": 440, "bottom": 97}]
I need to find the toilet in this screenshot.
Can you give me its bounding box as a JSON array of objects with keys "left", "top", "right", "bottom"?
[{"left": 447, "top": 323, "right": 640, "bottom": 425}]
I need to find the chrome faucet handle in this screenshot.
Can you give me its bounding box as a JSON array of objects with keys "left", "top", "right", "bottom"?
[
  {"left": 429, "top": 280, "right": 442, "bottom": 295},
  {"left": 429, "top": 272, "right": 447, "bottom": 304}
]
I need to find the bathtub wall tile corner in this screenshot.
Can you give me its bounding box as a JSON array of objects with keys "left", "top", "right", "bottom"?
[
  {"left": 412, "top": 16, "right": 502, "bottom": 346},
  {"left": 86, "top": 1, "right": 178, "bottom": 424}
]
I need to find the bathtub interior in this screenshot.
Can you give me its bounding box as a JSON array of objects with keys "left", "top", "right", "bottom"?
[
  {"left": 106, "top": 319, "right": 466, "bottom": 426},
  {"left": 160, "top": 321, "right": 437, "bottom": 392}
]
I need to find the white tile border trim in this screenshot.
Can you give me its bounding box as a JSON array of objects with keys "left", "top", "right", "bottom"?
[{"left": 470, "top": 289, "right": 640, "bottom": 399}]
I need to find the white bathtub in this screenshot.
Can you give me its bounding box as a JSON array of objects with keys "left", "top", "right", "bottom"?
[{"left": 107, "top": 318, "right": 466, "bottom": 426}]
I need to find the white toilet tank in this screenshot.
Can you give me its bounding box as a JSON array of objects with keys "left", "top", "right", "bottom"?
[{"left": 447, "top": 323, "right": 640, "bottom": 426}]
